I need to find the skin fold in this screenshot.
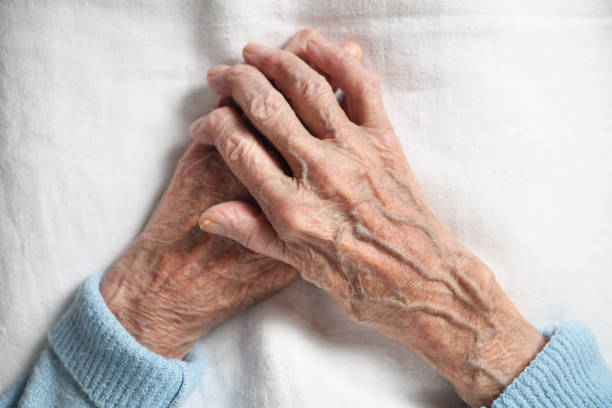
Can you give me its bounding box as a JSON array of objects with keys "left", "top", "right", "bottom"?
[{"left": 191, "top": 29, "right": 547, "bottom": 407}]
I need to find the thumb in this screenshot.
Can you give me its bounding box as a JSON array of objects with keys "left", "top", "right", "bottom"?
[{"left": 199, "top": 200, "right": 289, "bottom": 263}]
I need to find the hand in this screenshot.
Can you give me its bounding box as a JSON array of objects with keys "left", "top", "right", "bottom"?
[
  {"left": 100, "top": 142, "right": 298, "bottom": 359},
  {"left": 191, "top": 29, "right": 546, "bottom": 407},
  {"left": 99, "top": 38, "right": 361, "bottom": 360}
]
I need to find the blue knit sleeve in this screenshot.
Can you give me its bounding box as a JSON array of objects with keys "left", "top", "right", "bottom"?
[
  {"left": 0, "top": 274, "right": 205, "bottom": 408},
  {"left": 493, "top": 322, "right": 612, "bottom": 407},
  {"left": 2, "top": 276, "right": 610, "bottom": 408}
]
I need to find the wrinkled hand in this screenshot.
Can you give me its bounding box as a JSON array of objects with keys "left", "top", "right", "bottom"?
[
  {"left": 100, "top": 142, "right": 298, "bottom": 359},
  {"left": 100, "top": 37, "right": 361, "bottom": 360},
  {"left": 191, "top": 30, "right": 546, "bottom": 407}
]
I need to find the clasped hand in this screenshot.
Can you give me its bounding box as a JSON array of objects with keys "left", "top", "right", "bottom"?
[{"left": 101, "top": 30, "right": 545, "bottom": 408}]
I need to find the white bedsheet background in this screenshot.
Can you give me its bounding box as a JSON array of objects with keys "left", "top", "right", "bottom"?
[{"left": 1, "top": 1, "right": 611, "bottom": 406}]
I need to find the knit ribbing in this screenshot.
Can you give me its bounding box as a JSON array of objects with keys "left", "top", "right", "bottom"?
[
  {"left": 492, "top": 322, "right": 612, "bottom": 408},
  {"left": 48, "top": 274, "right": 205, "bottom": 408},
  {"left": 3, "top": 273, "right": 611, "bottom": 407}
]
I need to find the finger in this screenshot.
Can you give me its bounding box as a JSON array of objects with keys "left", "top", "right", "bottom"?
[
  {"left": 243, "top": 43, "right": 349, "bottom": 139},
  {"left": 199, "top": 200, "right": 290, "bottom": 264},
  {"left": 207, "top": 63, "right": 320, "bottom": 171},
  {"left": 283, "top": 37, "right": 363, "bottom": 66},
  {"left": 190, "top": 106, "right": 292, "bottom": 204},
  {"left": 283, "top": 38, "right": 362, "bottom": 93},
  {"left": 215, "top": 96, "right": 238, "bottom": 109},
  {"left": 332, "top": 41, "right": 362, "bottom": 94},
  {"left": 284, "top": 29, "right": 388, "bottom": 128}
]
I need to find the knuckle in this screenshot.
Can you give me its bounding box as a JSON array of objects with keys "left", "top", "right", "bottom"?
[
  {"left": 311, "top": 159, "right": 362, "bottom": 203},
  {"left": 205, "top": 107, "right": 234, "bottom": 132},
  {"left": 333, "top": 123, "right": 354, "bottom": 140},
  {"left": 223, "top": 133, "right": 254, "bottom": 167},
  {"left": 297, "top": 73, "right": 332, "bottom": 100},
  {"left": 248, "top": 90, "right": 283, "bottom": 122}
]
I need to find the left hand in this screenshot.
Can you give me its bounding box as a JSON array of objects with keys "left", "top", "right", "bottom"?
[
  {"left": 100, "top": 36, "right": 362, "bottom": 360},
  {"left": 100, "top": 142, "right": 298, "bottom": 359}
]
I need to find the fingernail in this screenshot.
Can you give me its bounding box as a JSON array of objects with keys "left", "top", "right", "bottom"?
[
  {"left": 189, "top": 115, "right": 207, "bottom": 139},
  {"left": 199, "top": 219, "right": 224, "bottom": 234}
]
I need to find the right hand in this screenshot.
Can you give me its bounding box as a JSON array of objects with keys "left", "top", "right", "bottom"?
[
  {"left": 192, "top": 29, "right": 545, "bottom": 407},
  {"left": 100, "top": 36, "right": 363, "bottom": 360}
]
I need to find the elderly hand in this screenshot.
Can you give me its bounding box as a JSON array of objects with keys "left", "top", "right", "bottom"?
[
  {"left": 100, "top": 142, "right": 297, "bottom": 359},
  {"left": 99, "top": 38, "right": 361, "bottom": 361},
  {"left": 191, "top": 29, "right": 546, "bottom": 407}
]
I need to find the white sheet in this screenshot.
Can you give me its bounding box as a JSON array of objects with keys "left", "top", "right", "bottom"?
[{"left": 1, "top": 1, "right": 611, "bottom": 406}]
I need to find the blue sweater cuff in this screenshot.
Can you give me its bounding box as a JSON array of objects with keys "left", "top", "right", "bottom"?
[
  {"left": 493, "top": 322, "right": 612, "bottom": 407},
  {"left": 48, "top": 274, "right": 205, "bottom": 407}
]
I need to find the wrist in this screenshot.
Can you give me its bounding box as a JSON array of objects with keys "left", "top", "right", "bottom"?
[
  {"left": 100, "top": 238, "right": 209, "bottom": 359},
  {"left": 343, "top": 211, "right": 545, "bottom": 407},
  {"left": 100, "top": 280, "right": 199, "bottom": 360},
  {"left": 448, "top": 286, "right": 546, "bottom": 407},
  {"left": 397, "top": 249, "right": 546, "bottom": 407}
]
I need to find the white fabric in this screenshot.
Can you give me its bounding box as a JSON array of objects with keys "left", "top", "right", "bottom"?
[{"left": 1, "top": 1, "right": 611, "bottom": 406}]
